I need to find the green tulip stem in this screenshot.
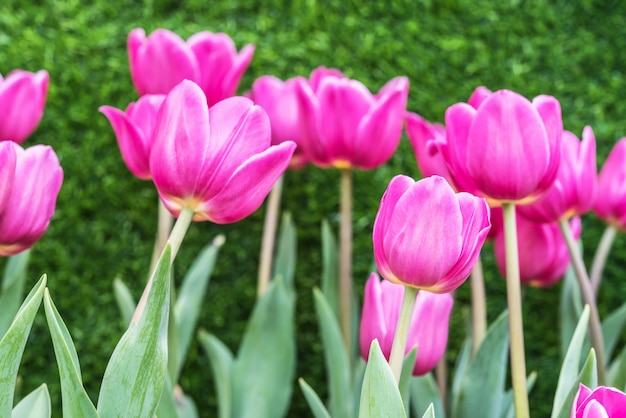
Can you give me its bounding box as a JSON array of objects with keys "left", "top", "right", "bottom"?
[
  {"left": 389, "top": 285, "right": 419, "bottom": 384},
  {"left": 149, "top": 198, "right": 174, "bottom": 275},
  {"left": 470, "top": 256, "right": 486, "bottom": 355},
  {"left": 502, "top": 203, "right": 530, "bottom": 418},
  {"left": 257, "top": 175, "right": 284, "bottom": 298},
  {"left": 590, "top": 225, "right": 617, "bottom": 297},
  {"left": 339, "top": 168, "right": 353, "bottom": 355},
  {"left": 559, "top": 218, "right": 606, "bottom": 385}
]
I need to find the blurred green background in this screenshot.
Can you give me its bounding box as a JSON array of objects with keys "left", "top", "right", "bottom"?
[{"left": 2, "top": 0, "right": 626, "bottom": 416}]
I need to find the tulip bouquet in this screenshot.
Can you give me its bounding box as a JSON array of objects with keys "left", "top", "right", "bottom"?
[{"left": 2, "top": 25, "right": 626, "bottom": 418}]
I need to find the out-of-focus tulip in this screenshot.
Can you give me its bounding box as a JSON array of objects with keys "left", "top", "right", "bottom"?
[
  {"left": 493, "top": 213, "right": 580, "bottom": 287},
  {"left": 248, "top": 75, "right": 308, "bottom": 169},
  {"left": 150, "top": 80, "right": 296, "bottom": 224},
  {"left": 0, "top": 70, "right": 49, "bottom": 143},
  {"left": 571, "top": 384, "right": 626, "bottom": 417},
  {"left": 359, "top": 273, "right": 453, "bottom": 376},
  {"left": 373, "top": 175, "right": 491, "bottom": 293},
  {"left": 594, "top": 138, "right": 626, "bottom": 230},
  {"left": 99, "top": 94, "right": 165, "bottom": 180},
  {"left": 437, "top": 88, "right": 562, "bottom": 205},
  {"left": 519, "top": 126, "right": 597, "bottom": 223},
  {"left": 128, "top": 28, "right": 254, "bottom": 105},
  {"left": 0, "top": 142, "right": 63, "bottom": 256},
  {"left": 0, "top": 142, "right": 16, "bottom": 215},
  {"left": 294, "top": 66, "right": 409, "bottom": 170},
  {"left": 405, "top": 112, "right": 454, "bottom": 185}
]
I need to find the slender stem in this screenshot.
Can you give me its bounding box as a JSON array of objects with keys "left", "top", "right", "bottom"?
[
  {"left": 559, "top": 219, "right": 606, "bottom": 385},
  {"left": 339, "top": 168, "right": 353, "bottom": 354},
  {"left": 470, "top": 256, "right": 486, "bottom": 355},
  {"left": 150, "top": 198, "right": 174, "bottom": 274},
  {"left": 389, "top": 286, "right": 419, "bottom": 384},
  {"left": 502, "top": 203, "right": 530, "bottom": 418},
  {"left": 257, "top": 176, "right": 284, "bottom": 298},
  {"left": 590, "top": 225, "right": 617, "bottom": 297}
]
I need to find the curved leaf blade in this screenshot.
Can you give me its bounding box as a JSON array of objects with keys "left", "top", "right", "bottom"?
[
  {"left": 198, "top": 330, "right": 233, "bottom": 418},
  {"left": 12, "top": 383, "right": 50, "bottom": 418},
  {"left": 299, "top": 378, "right": 332, "bottom": 418}
]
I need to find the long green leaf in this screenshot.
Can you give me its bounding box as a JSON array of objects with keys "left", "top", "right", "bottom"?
[
  {"left": 560, "top": 261, "right": 583, "bottom": 360},
  {"left": 0, "top": 275, "right": 46, "bottom": 416},
  {"left": 43, "top": 289, "right": 98, "bottom": 417},
  {"left": 582, "top": 301, "right": 626, "bottom": 366},
  {"left": 450, "top": 339, "right": 471, "bottom": 417},
  {"left": 320, "top": 220, "right": 339, "bottom": 318},
  {"left": 399, "top": 348, "right": 417, "bottom": 418},
  {"left": 455, "top": 310, "right": 509, "bottom": 418},
  {"left": 411, "top": 372, "right": 445, "bottom": 418},
  {"left": 551, "top": 305, "right": 590, "bottom": 418},
  {"left": 421, "top": 404, "right": 436, "bottom": 418},
  {"left": 113, "top": 276, "right": 136, "bottom": 326},
  {"left": 359, "top": 339, "right": 407, "bottom": 418},
  {"left": 313, "top": 287, "right": 353, "bottom": 418},
  {"left": 299, "top": 378, "right": 332, "bottom": 418},
  {"left": 156, "top": 375, "right": 178, "bottom": 418},
  {"left": 97, "top": 244, "right": 171, "bottom": 417},
  {"left": 11, "top": 383, "right": 50, "bottom": 418},
  {"left": 174, "top": 235, "right": 224, "bottom": 380},
  {"left": 232, "top": 277, "right": 295, "bottom": 418},
  {"left": 608, "top": 344, "right": 626, "bottom": 390},
  {"left": 273, "top": 213, "right": 297, "bottom": 288},
  {"left": 0, "top": 250, "right": 31, "bottom": 337},
  {"left": 198, "top": 330, "right": 233, "bottom": 418},
  {"left": 554, "top": 349, "right": 597, "bottom": 418}
]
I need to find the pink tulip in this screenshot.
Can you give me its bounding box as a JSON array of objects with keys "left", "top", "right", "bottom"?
[
  {"left": 0, "top": 70, "right": 49, "bottom": 143},
  {"left": 295, "top": 66, "right": 409, "bottom": 170},
  {"left": 150, "top": 80, "right": 296, "bottom": 224},
  {"left": 493, "top": 213, "right": 580, "bottom": 287},
  {"left": 128, "top": 28, "right": 254, "bottom": 105},
  {"left": 0, "top": 142, "right": 63, "bottom": 256},
  {"left": 404, "top": 112, "right": 454, "bottom": 185},
  {"left": 248, "top": 75, "right": 308, "bottom": 169},
  {"left": 519, "top": 126, "right": 597, "bottom": 223},
  {"left": 373, "top": 175, "right": 491, "bottom": 292},
  {"left": 0, "top": 142, "right": 16, "bottom": 215},
  {"left": 359, "top": 273, "right": 453, "bottom": 376},
  {"left": 439, "top": 89, "right": 562, "bottom": 205},
  {"left": 99, "top": 94, "right": 166, "bottom": 180},
  {"left": 571, "top": 384, "right": 626, "bottom": 417},
  {"left": 593, "top": 138, "right": 626, "bottom": 230}
]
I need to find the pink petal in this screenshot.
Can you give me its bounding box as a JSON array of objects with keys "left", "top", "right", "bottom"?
[
  {"left": 360, "top": 274, "right": 395, "bottom": 360},
  {"left": 405, "top": 112, "right": 453, "bottom": 182},
  {"left": 0, "top": 141, "right": 16, "bottom": 216},
  {"left": 0, "top": 70, "right": 49, "bottom": 143},
  {"left": 293, "top": 78, "right": 326, "bottom": 165},
  {"left": 467, "top": 86, "right": 492, "bottom": 109},
  {"left": 532, "top": 94, "right": 563, "bottom": 195},
  {"left": 444, "top": 103, "right": 479, "bottom": 194}
]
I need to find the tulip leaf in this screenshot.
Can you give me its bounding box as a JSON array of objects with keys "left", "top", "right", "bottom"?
[
  {"left": 113, "top": 276, "right": 136, "bottom": 326},
  {"left": 231, "top": 276, "right": 295, "bottom": 418},
  {"left": 421, "top": 404, "right": 436, "bottom": 418},
  {"left": 298, "top": 378, "right": 332, "bottom": 418},
  {"left": 450, "top": 339, "right": 471, "bottom": 417},
  {"left": 501, "top": 371, "right": 536, "bottom": 418},
  {"left": 97, "top": 244, "right": 171, "bottom": 417},
  {"left": 560, "top": 260, "right": 583, "bottom": 360},
  {"left": 582, "top": 300, "right": 626, "bottom": 366},
  {"left": 198, "top": 330, "right": 233, "bottom": 418},
  {"left": 11, "top": 383, "right": 50, "bottom": 418},
  {"left": 454, "top": 310, "right": 509, "bottom": 418},
  {"left": 320, "top": 220, "right": 339, "bottom": 319},
  {"left": 0, "top": 275, "right": 46, "bottom": 417},
  {"left": 399, "top": 348, "right": 417, "bottom": 418},
  {"left": 608, "top": 344, "right": 626, "bottom": 391},
  {"left": 554, "top": 349, "right": 597, "bottom": 418},
  {"left": 156, "top": 375, "right": 178, "bottom": 418},
  {"left": 273, "top": 213, "right": 296, "bottom": 288},
  {"left": 0, "top": 249, "right": 30, "bottom": 337},
  {"left": 313, "top": 287, "right": 353, "bottom": 418},
  {"left": 411, "top": 372, "right": 445, "bottom": 418},
  {"left": 550, "top": 304, "right": 590, "bottom": 418},
  {"left": 174, "top": 235, "right": 223, "bottom": 381},
  {"left": 43, "top": 288, "right": 98, "bottom": 417},
  {"left": 359, "top": 339, "right": 407, "bottom": 418}
]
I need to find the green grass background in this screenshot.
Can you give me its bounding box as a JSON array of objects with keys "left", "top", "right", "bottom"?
[{"left": 2, "top": 0, "right": 626, "bottom": 416}]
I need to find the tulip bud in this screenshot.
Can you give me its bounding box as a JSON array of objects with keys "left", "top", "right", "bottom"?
[{"left": 0, "top": 70, "right": 49, "bottom": 143}]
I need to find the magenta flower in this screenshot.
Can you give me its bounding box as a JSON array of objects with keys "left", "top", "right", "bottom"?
[
  {"left": 359, "top": 273, "right": 453, "bottom": 376},
  {"left": 519, "top": 126, "right": 597, "bottom": 223},
  {"left": 571, "top": 384, "right": 626, "bottom": 417},
  {"left": 99, "top": 94, "right": 166, "bottom": 180},
  {"left": 493, "top": 213, "right": 580, "bottom": 287},
  {"left": 0, "top": 70, "right": 49, "bottom": 143},
  {"left": 405, "top": 112, "right": 454, "bottom": 185},
  {"left": 593, "top": 138, "right": 626, "bottom": 230},
  {"left": 248, "top": 75, "right": 308, "bottom": 169},
  {"left": 439, "top": 89, "right": 562, "bottom": 205},
  {"left": 128, "top": 28, "right": 254, "bottom": 105},
  {"left": 0, "top": 142, "right": 63, "bottom": 256},
  {"left": 373, "top": 175, "right": 491, "bottom": 293},
  {"left": 294, "top": 66, "right": 409, "bottom": 170},
  {"left": 149, "top": 80, "right": 296, "bottom": 224}
]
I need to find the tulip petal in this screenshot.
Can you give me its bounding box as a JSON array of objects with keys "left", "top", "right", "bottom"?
[
  {"left": 405, "top": 112, "right": 452, "bottom": 182},
  {"left": 533, "top": 94, "right": 563, "bottom": 194},
  {"left": 444, "top": 103, "right": 478, "bottom": 193},
  {"left": 360, "top": 274, "right": 397, "bottom": 360},
  {"left": 0, "top": 70, "right": 49, "bottom": 143},
  {"left": 0, "top": 142, "right": 16, "bottom": 216}
]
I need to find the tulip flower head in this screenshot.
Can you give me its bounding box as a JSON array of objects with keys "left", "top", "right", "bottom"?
[
  {"left": 0, "top": 70, "right": 49, "bottom": 143},
  {"left": 438, "top": 88, "right": 562, "bottom": 205},
  {"left": 0, "top": 141, "right": 63, "bottom": 256},
  {"left": 405, "top": 112, "right": 454, "bottom": 185},
  {"left": 519, "top": 126, "right": 597, "bottom": 223},
  {"left": 150, "top": 80, "right": 296, "bottom": 224},
  {"left": 373, "top": 175, "right": 491, "bottom": 293},
  {"left": 295, "top": 66, "right": 409, "bottom": 170},
  {"left": 359, "top": 273, "right": 453, "bottom": 376},
  {"left": 594, "top": 138, "right": 626, "bottom": 230},
  {"left": 128, "top": 28, "right": 254, "bottom": 105},
  {"left": 571, "top": 384, "right": 626, "bottom": 418},
  {"left": 99, "top": 94, "right": 166, "bottom": 180}
]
